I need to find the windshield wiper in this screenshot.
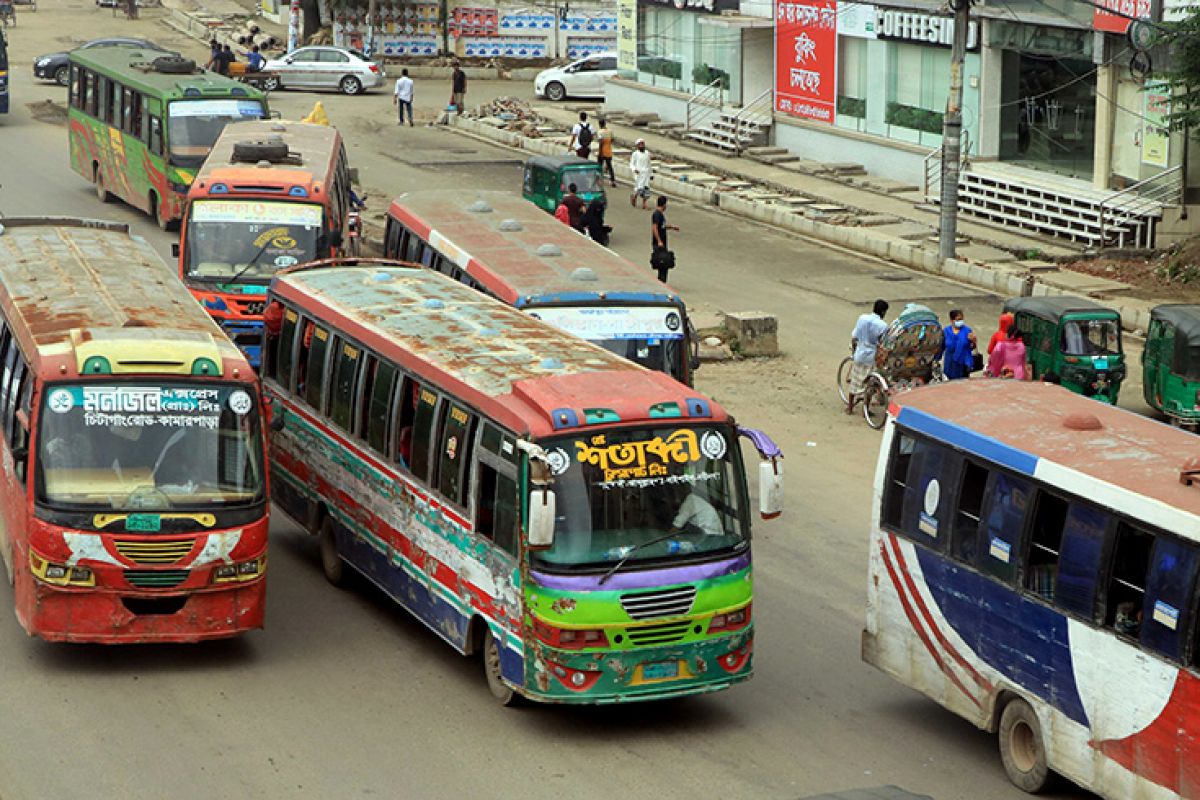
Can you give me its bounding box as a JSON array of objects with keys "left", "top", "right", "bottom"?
[
  {"left": 225, "top": 236, "right": 279, "bottom": 286},
  {"left": 597, "top": 530, "right": 680, "bottom": 586}
]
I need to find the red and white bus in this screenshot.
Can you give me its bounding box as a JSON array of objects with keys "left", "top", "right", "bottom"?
[{"left": 0, "top": 218, "right": 268, "bottom": 643}]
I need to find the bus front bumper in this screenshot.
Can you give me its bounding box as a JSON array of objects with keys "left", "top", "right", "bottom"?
[
  {"left": 22, "top": 581, "right": 265, "bottom": 643},
  {"left": 524, "top": 629, "right": 753, "bottom": 704}
]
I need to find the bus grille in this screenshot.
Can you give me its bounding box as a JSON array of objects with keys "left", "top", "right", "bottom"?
[
  {"left": 124, "top": 570, "right": 189, "bottom": 589},
  {"left": 625, "top": 621, "right": 692, "bottom": 646},
  {"left": 619, "top": 586, "right": 696, "bottom": 620},
  {"left": 114, "top": 539, "right": 194, "bottom": 565}
]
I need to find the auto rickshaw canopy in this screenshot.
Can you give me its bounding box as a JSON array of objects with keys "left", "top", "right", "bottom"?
[{"left": 1151, "top": 304, "right": 1200, "bottom": 379}]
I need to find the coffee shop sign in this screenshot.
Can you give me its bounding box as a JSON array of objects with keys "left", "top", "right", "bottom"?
[
  {"left": 871, "top": 8, "right": 979, "bottom": 49},
  {"left": 639, "top": 0, "right": 738, "bottom": 13}
]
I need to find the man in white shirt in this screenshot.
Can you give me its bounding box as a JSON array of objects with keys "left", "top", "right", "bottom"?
[
  {"left": 629, "top": 139, "right": 651, "bottom": 209},
  {"left": 393, "top": 69, "right": 414, "bottom": 126},
  {"left": 848, "top": 299, "right": 889, "bottom": 414},
  {"left": 568, "top": 111, "right": 593, "bottom": 158},
  {"left": 671, "top": 491, "right": 723, "bottom": 538}
]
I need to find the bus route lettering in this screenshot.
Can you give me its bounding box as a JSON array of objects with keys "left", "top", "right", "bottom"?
[{"left": 575, "top": 429, "right": 701, "bottom": 481}]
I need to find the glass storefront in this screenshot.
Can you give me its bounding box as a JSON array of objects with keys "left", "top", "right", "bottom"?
[
  {"left": 634, "top": 7, "right": 742, "bottom": 100},
  {"left": 998, "top": 52, "right": 1096, "bottom": 178}
]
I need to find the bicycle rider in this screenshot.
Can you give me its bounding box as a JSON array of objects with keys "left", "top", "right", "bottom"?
[{"left": 847, "top": 299, "right": 889, "bottom": 415}]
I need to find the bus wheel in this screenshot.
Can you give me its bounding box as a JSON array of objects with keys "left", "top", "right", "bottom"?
[
  {"left": 150, "top": 194, "right": 171, "bottom": 231},
  {"left": 483, "top": 628, "right": 519, "bottom": 706},
  {"left": 318, "top": 516, "right": 346, "bottom": 587},
  {"left": 999, "top": 698, "right": 1050, "bottom": 793},
  {"left": 94, "top": 169, "right": 112, "bottom": 203}
]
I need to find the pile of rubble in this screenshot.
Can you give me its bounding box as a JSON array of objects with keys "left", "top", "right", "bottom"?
[{"left": 462, "top": 96, "right": 548, "bottom": 136}]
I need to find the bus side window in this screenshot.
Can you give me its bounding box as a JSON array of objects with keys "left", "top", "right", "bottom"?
[
  {"left": 383, "top": 219, "right": 401, "bottom": 259},
  {"left": 149, "top": 116, "right": 163, "bottom": 157},
  {"left": 13, "top": 372, "right": 31, "bottom": 484},
  {"left": 1140, "top": 537, "right": 1200, "bottom": 661},
  {"left": 977, "top": 472, "right": 1033, "bottom": 585},
  {"left": 95, "top": 76, "right": 108, "bottom": 123},
  {"left": 394, "top": 376, "right": 418, "bottom": 470},
  {"left": 409, "top": 385, "right": 440, "bottom": 483},
  {"left": 121, "top": 87, "right": 134, "bottom": 135},
  {"left": 437, "top": 404, "right": 476, "bottom": 506},
  {"left": 476, "top": 461, "right": 518, "bottom": 555},
  {"left": 303, "top": 325, "right": 331, "bottom": 411},
  {"left": 899, "top": 439, "right": 952, "bottom": 551},
  {"left": 950, "top": 460, "right": 988, "bottom": 564},
  {"left": 880, "top": 432, "right": 914, "bottom": 530},
  {"left": 355, "top": 354, "right": 377, "bottom": 441},
  {"left": 3, "top": 358, "right": 25, "bottom": 442},
  {"left": 69, "top": 65, "right": 80, "bottom": 108},
  {"left": 1025, "top": 491, "right": 1069, "bottom": 600},
  {"left": 1053, "top": 502, "right": 1111, "bottom": 620},
  {"left": 129, "top": 91, "right": 142, "bottom": 139},
  {"left": 0, "top": 326, "right": 14, "bottom": 417},
  {"left": 406, "top": 233, "right": 423, "bottom": 263},
  {"left": 1105, "top": 522, "right": 1154, "bottom": 638},
  {"left": 365, "top": 360, "right": 398, "bottom": 455},
  {"left": 84, "top": 70, "right": 95, "bottom": 117},
  {"left": 275, "top": 308, "right": 299, "bottom": 391},
  {"left": 329, "top": 338, "right": 361, "bottom": 431},
  {"left": 110, "top": 81, "right": 123, "bottom": 130}
]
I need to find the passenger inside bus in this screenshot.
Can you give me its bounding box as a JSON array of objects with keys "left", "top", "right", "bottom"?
[{"left": 669, "top": 485, "right": 723, "bottom": 537}]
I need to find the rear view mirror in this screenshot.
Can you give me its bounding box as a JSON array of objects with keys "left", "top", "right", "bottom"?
[
  {"left": 171, "top": 243, "right": 180, "bottom": 258},
  {"left": 759, "top": 460, "right": 783, "bottom": 519},
  {"left": 527, "top": 488, "right": 556, "bottom": 548}
]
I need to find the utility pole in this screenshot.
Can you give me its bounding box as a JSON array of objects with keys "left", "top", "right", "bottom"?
[
  {"left": 937, "top": 0, "right": 971, "bottom": 260},
  {"left": 366, "top": 0, "right": 377, "bottom": 58}
]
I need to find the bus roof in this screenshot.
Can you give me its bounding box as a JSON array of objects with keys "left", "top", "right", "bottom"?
[
  {"left": 194, "top": 120, "right": 340, "bottom": 193},
  {"left": 892, "top": 381, "right": 1200, "bottom": 527},
  {"left": 272, "top": 265, "right": 724, "bottom": 438},
  {"left": 0, "top": 218, "right": 248, "bottom": 379},
  {"left": 69, "top": 45, "right": 266, "bottom": 102},
  {"left": 386, "top": 190, "right": 681, "bottom": 307}
]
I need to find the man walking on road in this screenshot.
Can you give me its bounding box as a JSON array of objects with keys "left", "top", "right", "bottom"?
[
  {"left": 393, "top": 69, "right": 414, "bottom": 126},
  {"left": 569, "top": 112, "right": 594, "bottom": 159},
  {"left": 629, "top": 138, "right": 651, "bottom": 208},
  {"left": 597, "top": 119, "right": 616, "bottom": 187},
  {"left": 650, "top": 195, "right": 678, "bottom": 283},
  {"left": 847, "top": 299, "right": 889, "bottom": 415},
  {"left": 451, "top": 63, "right": 467, "bottom": 113}
]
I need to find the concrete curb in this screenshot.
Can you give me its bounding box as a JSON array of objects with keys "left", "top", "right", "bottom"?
[{"left": 448, "top": 115, "right": 1150, "bottom": 334}]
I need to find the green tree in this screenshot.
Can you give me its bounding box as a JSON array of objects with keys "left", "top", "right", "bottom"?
[{"left": 1158, "top": 12, "right": 1200, "bottom": 131}]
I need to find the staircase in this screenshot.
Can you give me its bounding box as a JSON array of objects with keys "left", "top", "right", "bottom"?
[{"left": 683, "top": 89, "right": 773, "bottom": 156}]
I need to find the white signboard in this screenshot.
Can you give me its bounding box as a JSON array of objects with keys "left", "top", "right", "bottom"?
[
  {"left": 529, "top": 305, "right": 685, "bottom": 340},
  {"left": 837, "top": 3, "right": 877, "bottom": 38},
  {"left": 193, "top": 200, "right": 323, "bottom": 226}
]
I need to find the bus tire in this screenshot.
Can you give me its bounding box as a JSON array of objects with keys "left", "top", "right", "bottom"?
[
  {"left": 999, "top": 698, "right": 1050, "bottom": 793},
  {"left": 233, "top": 139, "right": 289, "bottom": 164},
  {"left": 153, "top": 55, "right": 196, "bottom": 74},
  {"left": 318, "top": 515, "right": 346, "bottom": 587},
  {"left": 483, "top": 628, "right": 519, "bottom": 706},
  {"left": 94, "top": 168, "right": 112, "bottom": 203},
  {"left": 149, "top": 193, "right": 172, "bottom": 231}
]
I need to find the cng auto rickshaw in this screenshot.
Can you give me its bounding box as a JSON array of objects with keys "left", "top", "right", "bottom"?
[
  {"left": 1143, "top": 304, "right": 1200, "bottom": 429},
  {"left": 1004, "top": 296, "right": 1125, "bottom": 403},
  {"left": 522, "top": 154, "right": 606, "bottom": 214}
]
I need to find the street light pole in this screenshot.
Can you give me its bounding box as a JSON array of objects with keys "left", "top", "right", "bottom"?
[{"left": 937, "top": 0, "right": 971, "bottom": 260}]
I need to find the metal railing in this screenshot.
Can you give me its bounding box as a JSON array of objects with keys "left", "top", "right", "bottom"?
[
  {"left": 922, "top": 130, "right": 972, "bottom": 202},
  {"left": 1099, "top": 164, "right": 1183, "bottom": 249},
  {"left": 728, "top": 88, "right": 773, "bottom": 155},
  {"left": 685, "top": 78, "right": 724, "bottom": 131}
]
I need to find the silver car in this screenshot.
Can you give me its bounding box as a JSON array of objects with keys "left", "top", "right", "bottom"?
[{"left": 258, "top": 46, "right": 383, "bottom": 95}]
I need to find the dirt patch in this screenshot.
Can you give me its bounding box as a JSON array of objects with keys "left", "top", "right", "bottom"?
[
  {"left": 1061, "top": 240, "right": 1200, "bottom": 304},
  {"left": 26, "top": 100, "right": 68, "bottom": 126}
]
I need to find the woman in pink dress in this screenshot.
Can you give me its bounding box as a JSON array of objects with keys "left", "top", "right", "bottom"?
[{"left": 987, "top": 327, "right": 1028, "bottom": 379}]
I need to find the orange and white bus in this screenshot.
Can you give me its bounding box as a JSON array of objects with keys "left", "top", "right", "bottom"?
[
  {"left": 177, "top": 120, "right": 354, "bottom": 366},
  {"left": 0, "top": 218, "right": 268, "bottom": 643}
]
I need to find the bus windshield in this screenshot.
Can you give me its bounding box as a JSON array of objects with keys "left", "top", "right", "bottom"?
[
  {"left": 185, "top": 199, "right": 323, "bottom": 282},
  {"left": 36, "top": 382, "right": 263, "bottom": 511},
  {"left": 167, "top": 99, "right": 266, "bottom": 168},
  {"left": 534, "top": 425, "right": 747, "bottom": 571},
  {"left": 527, "top": 304, "right": 687, "bottom": 381}
]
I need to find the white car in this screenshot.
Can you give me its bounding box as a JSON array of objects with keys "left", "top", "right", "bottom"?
[
  {"left": 257, "top": 46, "right": 383, "bottom": 95},
  {"left": 534, "top": 52, "right": 618, "bottom": 101}
]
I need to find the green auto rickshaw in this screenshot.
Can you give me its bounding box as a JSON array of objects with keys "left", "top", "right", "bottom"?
[
  {"left": 1143, "top": 304, "right": 1200, "bottom": 428},
  {"left": 1004, "top": 296, "right": 1126, "bottom": 403},
  {"left": 522, "top": 154, "right": 606, "bottom": 214}
]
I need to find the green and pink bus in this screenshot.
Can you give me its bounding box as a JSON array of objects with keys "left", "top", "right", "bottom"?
[
  {"left": 261, "top": 259, "right": 784, "bottom": 704},
  {"left": 68, "top": 45, "right": 268, "bottom": 229}
]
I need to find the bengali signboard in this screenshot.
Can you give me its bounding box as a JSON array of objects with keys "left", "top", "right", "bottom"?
[
  {"left": 1093, "top": 0, "right": 1150, "bottom": 33},
  {"left": 774, "top": 0, "right": 838, "bottom": 124},
  {"left": 618, "top": 0, "right": 638, "bottom": 72},
  {"left": 1142, "top": 82, "right": 1171, "bottom": 168}
]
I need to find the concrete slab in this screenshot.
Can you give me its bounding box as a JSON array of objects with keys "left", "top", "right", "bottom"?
[
  {"left": 957, "top": 243, "right": 1019, "bottom": 264},
  {"left": 873, "top": 222, "right": 935, "bottom": 240},
  {"left": 856, "top": 214, "right": 903, "bottom": 227},
  {"left": 1039, "top": 270, "right": 1133, "bottom": 294},
  {"left": 675, "top": 172, "right": 721, "bottom": 184},
  {"left": 809, "top": 203, "right": 847, "bottom": 213},
  {"left": 861, "top": 177, "right": 920, "bottom": 194},
  {"left": 1013, "top": 259, "right": 1059, "bottom": 273}
]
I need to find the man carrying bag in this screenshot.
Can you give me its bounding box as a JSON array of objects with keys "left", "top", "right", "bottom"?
[{"left": 650, "top": 195, "right": 678, "bottom": 283}]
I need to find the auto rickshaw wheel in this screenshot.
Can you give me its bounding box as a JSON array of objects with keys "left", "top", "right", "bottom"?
[
  {"left": 862, "top": 375, "right": 889, "bottom": 430},
  {"left": 836, "top": 356, "right": 854, "bottom": 405}
]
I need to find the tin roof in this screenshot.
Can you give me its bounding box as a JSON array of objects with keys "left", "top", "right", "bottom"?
[
  {"left": 272, "top": 265, "right": 722, "bottom": 438},
  {"left": 893, "top": 380, "right": 1200, "bottom": 527},
  {"left": 196, "top": 120, "right": 341, "bottom": 187},
  {"left": 1003, "top": 295, "right": 1118, "bottom": 322},
  {"left": 385, "top": 190, "right": 680, "bottom": 306},
  {"left": 0, "top": 218, "right": 245, "bottom": 375}
]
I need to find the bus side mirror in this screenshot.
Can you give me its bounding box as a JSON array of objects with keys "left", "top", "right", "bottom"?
[
  {"left": 171, "top": 243, "right": 180, "bottom": 258},
  {"left": 10, "top": 446, "right": 27, "bottom": 464},
  {"left": 759, "top": 459, "right": 783, "bottom": 519},
  {"left": 527, "top": 488, "right": 556, "bottom": 549},
  {"left": 329, "top": 230, "right": 344, "bottom": 249}
]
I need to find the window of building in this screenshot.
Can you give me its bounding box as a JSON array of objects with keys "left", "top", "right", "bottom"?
[
  {"left": 410, "top": 385, "right": 439, "bottom": 483},
  {"left": 836, "top": 36, "right": 868, "bottom": 131},
  {"left": 1105, "top": 521, "right": 1154, "bottom": 639},
  {"left": 366, "top": 361, "right": 398, "bottom": 455},
  {"left": 1054, "top": 502, "right": 1111, "bottom": 619},
  {"left": 303, "top": 325, "right": 330, "bottom": 410},
  {"left": 1140, "top": 536, "right": 1199, "bottom": 661},
  {"left": 329, "top": 338, "right": 360, "bottom": 430},
  {"left": 951, "top": 460, "right": 989, "bottom": 564},
  {"left": 437, "top": 403, "right": 475, "bottom": 506},
  {"left": 978, "top": 472, "right": 1032, "bottom": 584}
]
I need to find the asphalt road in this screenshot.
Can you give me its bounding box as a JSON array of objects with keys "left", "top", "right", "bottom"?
[{"left": 0, "top": 7, "right": 1106, "bottom": 799}]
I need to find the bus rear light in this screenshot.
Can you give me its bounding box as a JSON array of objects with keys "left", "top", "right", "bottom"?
[
  {"left": 717, "top": 643, "right": 751, "bottom": 673},
  {"left": 547, "top": 661, "right": 602, "bottom": 691},
  {"left": 708, "top": 605, "right": 751, "bottom": 633},
  {"left": 30, "top": 554, "right": 95, "bottom": 587},
  {"left": 533, "top": 619, "right": 608, "bottom": 649},
  {"left": 213, "top": 557, "right": 265, "bottom": 584}
]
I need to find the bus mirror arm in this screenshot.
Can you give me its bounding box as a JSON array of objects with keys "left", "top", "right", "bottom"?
[
  {"left": 738, "top": 427, "right": 784, "bottom": 519},
  {"left": 14, "top": 409, "right": 29, "bottom": 433}
]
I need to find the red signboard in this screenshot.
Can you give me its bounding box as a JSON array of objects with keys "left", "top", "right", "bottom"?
[
  {"left": 774, "top": 0, "right": 838, "bottom": 124},
  {"left": 1093, "top": 0, "right": 1150, "bottom": 33}
]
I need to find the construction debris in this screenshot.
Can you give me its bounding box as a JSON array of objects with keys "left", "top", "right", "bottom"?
[{"left": 461, "top": 96, "right": 546, "bottom": 133}]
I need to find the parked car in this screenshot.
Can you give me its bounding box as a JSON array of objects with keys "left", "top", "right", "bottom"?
[
  {"left": 257, "top": 46, "right": 383, "bottom": 95},
  {"left": 34, "top": 37, "right": 168, "bottom": 86},
  {"left": 534, "top": 52, "right": 618, "bottom": 101}
]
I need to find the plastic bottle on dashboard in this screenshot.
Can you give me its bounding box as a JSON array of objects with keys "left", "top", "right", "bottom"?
[{"left": 665, "top": 540, "right": 695, "bottom": 555}]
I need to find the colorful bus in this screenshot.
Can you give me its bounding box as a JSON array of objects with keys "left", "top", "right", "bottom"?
[
  {"left": 261, "top": 261, "right": 783, "bottom": 703},
  {"left": 0, "top": 218, "right": 268, "bottom": 643},
  {"left": 864, "top": 379, "right": 1200, "bottom": 797},
  {"left": 178, "top": 120, "right": 354, "bottom": 366},
  {"left": 68, "top": 46, "right": 268, "bottom": 229},
  {"left": 383, "top": 190, "right": 699, "bottom": 385}
]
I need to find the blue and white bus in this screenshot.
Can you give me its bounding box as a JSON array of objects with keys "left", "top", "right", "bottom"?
[{"left": 864, "top": 380, "right": 1200, "bottom": 798}]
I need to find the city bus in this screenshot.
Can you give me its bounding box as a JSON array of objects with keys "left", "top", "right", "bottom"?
[
  {"left": 261, "top": 259, "right": 783, "bottom": 703},
  {"left": 863, "top": 379, "right": 1200, "bottom": 797},
  {"left": 0, "top": 218, "right": 268, "bottom": 643},
  {"left": 383, "top": 190, "right": 699, "bottom": 385},
  {"left": 68, "top": 45, "right": 269, "bottom": 229},
  {"left": 177, "top": 120, "right": 354, "bottom": 366}
]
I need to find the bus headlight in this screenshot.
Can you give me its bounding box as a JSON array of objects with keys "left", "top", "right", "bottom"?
[
  {"left": 533, "top": 618, "right": 609, "bottom": 649},
  {"left": 213, "top": 557, "right": 265, "bottom": 584},
  {"left": 708, "top": 604, "right": 752, "bottom": 633},
  {"left": 30, "top": 554, "right": 95, "bottom": 587}
]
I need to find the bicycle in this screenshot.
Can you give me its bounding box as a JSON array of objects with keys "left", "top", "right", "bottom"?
[{"left": 0, "top": 4, "right": 17, "bottom": 26}]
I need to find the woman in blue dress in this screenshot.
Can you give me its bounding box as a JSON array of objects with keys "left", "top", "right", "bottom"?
[{"left": 940, "top": 309, "right": 977, "bottom": 380}]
